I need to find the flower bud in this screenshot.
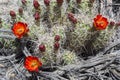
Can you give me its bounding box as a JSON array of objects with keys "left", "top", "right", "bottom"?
[
  {"left": 39, "top": 44, "right": 46, "bottom": 52},
  {"left": 19, "top": 8, "right": 23, "bottom": 15},
  {"left": 10, "top": 10, "right": 16, "bottom": 18},
  {"left": 34, "top": 12, "right": 40, "bottom": 20},
  {"left": 68, "top": 13, "right": 74, "bottom": 19},
  {"left": 110, "top": 21, "right": 115, "bottom": 26},
  {"left": 54, "top": 35, "right": 60, "bottom": 41},
  {"left": 44, "top": 0, "right": 50, "bottom": 6},
  {"left": 33, "top": 0, "right": 40, "bottom": 9},
  {"left": 68, "top": 13, "right": 77, "bottom": 24},
  {"left": 54, "top": 42, "right": 60, "bottom": 50},
  {"left": 21, "top": 0, "right": 27, "bottom": 5},
  {"left": 72, "top": 18, "right": 77, "bottom": 24}
]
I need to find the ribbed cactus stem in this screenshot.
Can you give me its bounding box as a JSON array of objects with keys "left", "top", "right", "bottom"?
[{"left": 53, "top": 5, "right": 62, "bottom": 22}]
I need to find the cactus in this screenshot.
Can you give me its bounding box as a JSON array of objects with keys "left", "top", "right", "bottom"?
[
  {"left": 62, "top": 50, "right": 78, "bottom": 65},
  {"left": 0, "top": 0, "right": 118, "bottom": 79}
]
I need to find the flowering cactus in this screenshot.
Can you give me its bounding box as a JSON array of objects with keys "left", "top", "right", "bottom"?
[{"left": 0, "top": 0, "right": 118, "bottom": 80}]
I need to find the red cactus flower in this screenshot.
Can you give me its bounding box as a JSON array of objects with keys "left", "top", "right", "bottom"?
[
  {"left": 56, "top": 0, "right": 63, "bottom": 6},
  {"left": 44, "top": 0, "right": 50, "bottom": 6},
  {"left": 54, "top": 35, "right": 60, "bottom": 41},
  {"left": 54, "top": 42, "right": 60, "bottom": 50},
  {"left": 24, "top": 56, "right": 42, "bottom": 72},
  {"left": 109, "top": 21, "right": 115, "bottom": 26},
  {"left": 10, "top": 10, "right": 16, "bottom": 18},
  {"left": 76, "top": 0, "right": 82, "bottom": 4},
  {"left": 33, "top": 0, "right": 40, "bottom": 9},
  {"left": 12, "top": 22, "right": 29, "bottom": 39},
  {"left": 19, "top": 8, "right": 23, "bottom": 15},
  {"left": 93, "top": 14, "right": 109, "bottom": 30},
  {"left": 21, "top": 0, "right": 27, "bottom": 5},
  {"left": 39, "top": 44, "right": 46, "bottom": 52},
  {"left": 34, "top": 12, "right": 40, "bottom": 20}
]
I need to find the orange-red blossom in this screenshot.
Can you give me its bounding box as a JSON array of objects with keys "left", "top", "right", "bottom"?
[
  {"left": 12, "top": 22, "right": 29, "bottom": 39},
  {"left": 93, "top": 14, "right": 109, "bottom": 30},
  {"left": 24, "top": 56, "right": 42, "bottom": 72}
]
